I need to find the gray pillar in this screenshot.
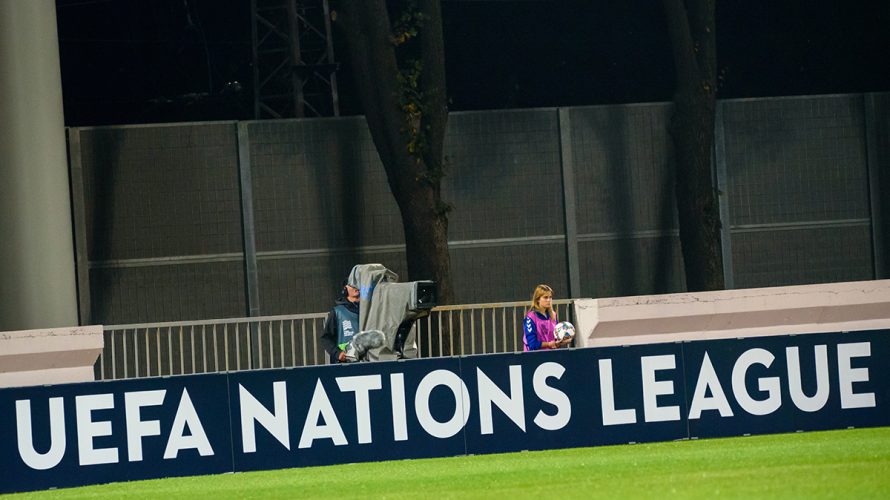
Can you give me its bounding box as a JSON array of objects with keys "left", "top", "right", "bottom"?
[{"left": 0, "top": 0, "right": 78, "bottom": 330}]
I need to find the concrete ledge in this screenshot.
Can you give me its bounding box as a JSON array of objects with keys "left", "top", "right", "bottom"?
[
  {"left": 574, "top": 280, "right": 890, "bottom": 348},
  {"left": 0, "top": 326, "right": 103, "bottom": 388}
]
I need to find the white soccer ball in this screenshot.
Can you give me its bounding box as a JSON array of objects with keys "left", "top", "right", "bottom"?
[{"left": 554, "top": 321, "right": 575, "bottom": 341}]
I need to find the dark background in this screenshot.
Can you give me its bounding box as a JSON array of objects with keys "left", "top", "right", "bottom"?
[{"left": 55, "top": 0, "right": 890, "bottom": 126}]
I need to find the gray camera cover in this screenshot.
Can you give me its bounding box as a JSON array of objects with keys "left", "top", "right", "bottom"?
[{"left": 346, "top": 263, "right": 418, "bottom": 361}]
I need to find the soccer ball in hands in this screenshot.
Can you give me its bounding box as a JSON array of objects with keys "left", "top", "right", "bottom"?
[{"left": 553, "top": 321, "right": 575, "bottom": 341}]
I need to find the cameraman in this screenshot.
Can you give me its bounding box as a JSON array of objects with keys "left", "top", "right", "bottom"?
[{"left": 321, "top": 280, "right": 360, "bottom": 363}]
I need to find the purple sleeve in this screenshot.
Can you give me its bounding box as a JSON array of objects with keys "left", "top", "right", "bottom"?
[{"left": 524, "top": 316, "right": 542, "bottom": 350}]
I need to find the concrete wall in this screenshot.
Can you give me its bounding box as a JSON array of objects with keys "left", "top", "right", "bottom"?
[
  {"left": 69, "top": 93, "right": 889, "bottom": 325},
  {"left": 0, "top": 326, "right": 103, "bottom": 388},
  {"left": 574, "top": 279, "right": 890, "bottom": 348}
]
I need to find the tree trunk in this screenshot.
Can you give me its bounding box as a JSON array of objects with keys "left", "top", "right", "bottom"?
[
  {"left": 663, "top": 0, "right": 725, "bottom": 291},
  {"left": 335, "top": 0, "right": 454, "bottom": 308}
]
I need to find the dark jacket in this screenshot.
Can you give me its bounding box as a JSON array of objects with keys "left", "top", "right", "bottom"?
[{"left": 321, "top": 297, "right": 360, "bottom": 363}]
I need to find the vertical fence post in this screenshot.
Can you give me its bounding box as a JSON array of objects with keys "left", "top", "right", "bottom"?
[
  {"left": 558, "top": 108, "right": 582, "bottom": 298},
  {"left": 714, "top": 100, "right": 734, "bottom": 289},
  {"left": 864, "top": 93, "right": 886, "bottom": 279},
  {"left": 237, "top": 121, "right": 261, "bottom": 368}
]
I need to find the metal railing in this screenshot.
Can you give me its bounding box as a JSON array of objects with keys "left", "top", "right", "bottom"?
[
  {"left": 96, "top": 300, "right": 575, "bottom": 381},
  {"left": 414, "top": 299, "right": 575, "bottom": 357}
]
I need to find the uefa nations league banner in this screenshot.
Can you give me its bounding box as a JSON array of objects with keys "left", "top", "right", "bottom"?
[{"left": 2, "top": 330, "right": 888, "bottom": 493}]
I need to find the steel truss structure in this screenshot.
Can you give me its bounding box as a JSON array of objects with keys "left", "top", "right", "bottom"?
[{"left": 250, "top": 0, "right": 339, "bottom": 118}]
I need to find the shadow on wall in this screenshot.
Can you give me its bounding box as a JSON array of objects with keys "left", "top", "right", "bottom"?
[
  {"left": 594, "top": 105, "right": 681, "bottom": 297},
  {"left": 656, "top": 145, "right": 680, "bottom": 294},
  {"left": 657, "top": 106, "right": 682, "bottom": 294}
]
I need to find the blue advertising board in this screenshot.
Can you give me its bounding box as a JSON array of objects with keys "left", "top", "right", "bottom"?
[{"left": 1, "top": 330, "right": 887, "bottom": 493}]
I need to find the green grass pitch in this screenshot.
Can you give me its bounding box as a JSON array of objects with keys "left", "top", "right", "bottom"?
[{"left": 6, "top": 427, "right": 889, "bottom": 499}]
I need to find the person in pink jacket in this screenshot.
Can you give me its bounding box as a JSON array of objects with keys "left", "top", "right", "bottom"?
[{"left": 523, "top": 284, "right": 569, "bottom": 351}]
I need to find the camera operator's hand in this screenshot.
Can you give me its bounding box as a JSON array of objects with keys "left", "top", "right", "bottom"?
[{"left": 338, "top": 351, "right": 347, "bottom": 362}]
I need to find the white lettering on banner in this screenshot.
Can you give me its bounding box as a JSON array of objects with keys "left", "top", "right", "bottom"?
[
  {"left": 336, "top": 375, "right": 383, "bottom": 444},
  {"left": 10, "top": 340, "right": 879, "bottom": 473},
  {"left": 641, "top": 355, "right": 680, "bottom": 422},
  {"left": 685, "top": 343, "right": 873, "bottom": 420},
  {"left": 415, "top": 369, "right": 471, "bottom": 439},
  {"left": 125, "top": 390, "right": 166, "bottom": 462},
  {"left": 240, "top": 382, "right": 290, "bottom": 453},
  {"left": 838, "top": 342, "right": 876, "bottom": 409},
  {"left": 16, "top": 398, "right": 66, "bottom": 470},
  {"left": 533, "top": 362, "right": 571, "bottom": 430},
  {"left": 599, "top": 359, "right": 637, "bottom": 425},
  {"left": 235, "top": 365, "right": 572, "bottom": 452},
  {"left": 786, "top": 346, "right": 829, "bottom": 412},
  {"left": 299, "top": 380, "right": 347, "bottom": 448},
  {"left": 390, "top": 373, "right": 409, "bottom": 441},
  {"left": 17, "top": 389, "right": 213, "bottom": 470},
  {"left": 732, "top": 348, "right": 782, "bottom": 416},
  {"left": 76, "top": 394, "right": 118, "bottom": 466},
  {"left": 687, "top": 352, "right": 734, "bottom": 419},
  {"left": 477, "top": 365, "right": 525, "bottom": 434},
  {"left": 163, "top": 389, "right": 214, "bottom": 459}
]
